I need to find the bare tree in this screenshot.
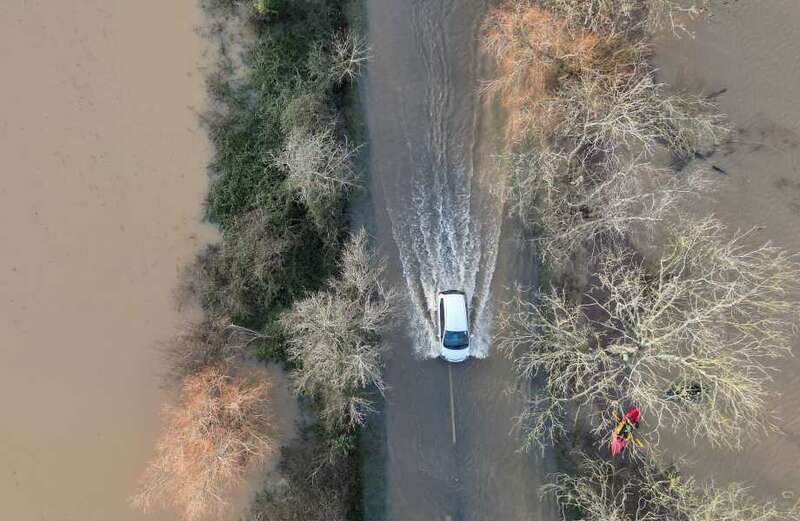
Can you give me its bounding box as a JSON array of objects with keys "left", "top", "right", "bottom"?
[
  {"left": 546, "top": 452, "right": 800, "bottom": 521},
  {"left": 498, "top": 217, "right": 800, "bottom": 451},
  {"left": 163, "top": 317, "right": 246, "bottom": 381},
  {"left": 132, "top": 366, "right": 274, "bottom": 521},
  {"left": 539, "top": 73, "right": 728, "bottom": 165},
  {"left": 329, "top": 31, "right": 370, "bottom": 84},
  {"left": 508, "top": 151, "right": 715, "bottom": 265},
  {"left": 274, "top": 126, "right": 360, "bottom": 238},
  {"left": 280, "top": 228, "right": 396, "bottom": 430},
  {"left": 644, "top": 0, "right": 721, "bottom": 35}
]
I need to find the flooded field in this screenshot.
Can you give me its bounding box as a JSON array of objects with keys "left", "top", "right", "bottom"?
[
  {"left": 655, "top": 0, "right": 800, "bottom": 499},
  {"left": 0, "top": 1, "right": 216, "bottom": 519},
  {"left": 364, "top": 0, "right": 557, "bottom": 519}
]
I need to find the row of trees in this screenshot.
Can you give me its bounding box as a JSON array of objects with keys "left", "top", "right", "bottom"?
[
  {"left": 499, "top": 217, "right": 799, "bottom": 451},
  {"left": 133, "top": 2, "right": 386, "bottom": 520},
  {"left": 483, "top": 0, "right": 800, "bottom": 519},
  {"left": 137, "top": 228, "right": 392, "bottom": 521}
]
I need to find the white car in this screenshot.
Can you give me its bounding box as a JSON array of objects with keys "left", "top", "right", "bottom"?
[{"left": 437, "top": 290, "right": 470, "bottom": 363}]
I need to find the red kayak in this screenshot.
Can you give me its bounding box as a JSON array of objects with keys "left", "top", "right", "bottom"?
[{"left": 611, "top": 407, "right": 640, "bottom": 456}]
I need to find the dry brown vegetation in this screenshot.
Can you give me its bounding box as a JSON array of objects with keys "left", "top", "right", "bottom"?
[
  {"left": 482, "top": 0, "right": 729, "bottom": 266},
  {"left": 546, "top": 452, "right": 800, "bottom": 521},
  {"left": 132, "top": 366, "right": 274, "bottom": 521},
  {"left": 536, "top": 0, "right": 719, "bottom": 35},
  {"left": 499, "top": 217, "right": 800, "bottom": 451}
]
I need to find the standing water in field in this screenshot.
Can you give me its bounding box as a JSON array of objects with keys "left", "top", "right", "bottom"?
[
  {"left": 381, "top": 0, "right": 504, "bottom": 358},
  {"left": 0, "top": 2, "right": 216, "bottom": 519}
]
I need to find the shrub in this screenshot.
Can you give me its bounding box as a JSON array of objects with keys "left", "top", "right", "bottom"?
[
  {"left": 248, "top": 426, "right": 359, "bottom": 521},
  {"left": 132, "top": 366, "right": 274, "bottom": 521}
]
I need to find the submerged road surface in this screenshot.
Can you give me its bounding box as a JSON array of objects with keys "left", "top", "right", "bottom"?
[{"left": 364, "top": 0, "right": 558, "bottom": 519}]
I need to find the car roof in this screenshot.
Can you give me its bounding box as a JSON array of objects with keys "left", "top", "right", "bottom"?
[{"left": 440, "top": 292, "right": 468, "bottom": 332}]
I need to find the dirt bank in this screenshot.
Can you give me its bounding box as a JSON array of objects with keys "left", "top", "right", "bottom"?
[
  {"left": 654, "top": 0, "right": 800, "bottom": 499},
  {"left": 0, "top": 1, "right": 217, "bottom": 519}
]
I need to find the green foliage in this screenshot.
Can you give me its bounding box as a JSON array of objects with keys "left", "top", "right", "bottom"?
[
  {"left": 198, "top": 0, "right": 361, "bottom": 331},
  {"left": 250, "top": 425, "right": 361, "bottom": 521}
]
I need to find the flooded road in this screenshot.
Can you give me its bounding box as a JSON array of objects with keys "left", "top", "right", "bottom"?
[
  {"left": 364, "top": 0, "right": 557, "bottom": 519},
  {"left": 655, "top": 1, "right": 800, "bottom": 499},
  {"left": 0, "top": 1, "right": 216, "bottom": 519}
]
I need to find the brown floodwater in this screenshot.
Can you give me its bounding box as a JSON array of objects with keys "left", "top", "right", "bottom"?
[
  {"left": 0, "top": 1, "right": 219, "bottom": 519},
  {"left": 364, "top": 0, "right": 558, "bottom": 518},
  {"left": 655, "top": 1, "right": 800, "bottom": 500}
]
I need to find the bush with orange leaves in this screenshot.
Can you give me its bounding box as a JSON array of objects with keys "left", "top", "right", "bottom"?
[
  {"left": 131, "top": 366, "right": 273, "bottom": 521},
  {"left": 481, "top": 3, "right": 640, "bottom": 145}
]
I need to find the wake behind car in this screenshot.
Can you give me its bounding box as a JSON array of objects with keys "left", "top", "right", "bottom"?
[{"left": 437, "top": 290, "right": 470, "bottom": 363}]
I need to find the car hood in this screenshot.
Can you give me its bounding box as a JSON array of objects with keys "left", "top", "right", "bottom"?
[{"left": 441, "top": 346, "right": 469, "bottom": 363}]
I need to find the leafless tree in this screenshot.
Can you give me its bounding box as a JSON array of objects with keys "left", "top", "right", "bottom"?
[
  {"left": 274, "top": 126, "right": 360, "bottom": 238},
  {"left": 498, "top": 216, "right": 800, "bottom": 451},
  {"left": 508, "top": 150, "right": 715, "bottom": 265},
  {"left": 164, "top": 317, "right": 243, "bottom": 381},
  {"left": 329, "top": 31, "right": 370, "bottom": 84},
  {"left": 539, "top": 73, "right": 728, "bottom": 166},
  {"left": 132, "top": 366, "right": 274, "bottom": 521},
  {"left": 280, "top": 228, "right": 396, "bottom": 430},
  {"left": 644, "top": 0, "right": 722, "bottom": 35},
  {"left": 529, "top": 0, "right": 720, "bottom": 35},
  {"left": 546, "top": 452, "right": 800, "bottom": 521}
]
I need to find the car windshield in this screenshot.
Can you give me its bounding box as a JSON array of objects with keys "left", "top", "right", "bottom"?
[{"left": 443, "top": 330, "right": 469, "bottom": 349}]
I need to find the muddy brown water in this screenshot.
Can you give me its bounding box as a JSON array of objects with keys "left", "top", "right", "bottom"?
[
  {"left": 0, "top": 1, "right": 219, "bottom": 519},
  {"left": 363, "top": 0, "right": 558, "bottom": 519},
  {"left": 654, "top": 1, "right": 800, "bottom": 500}
]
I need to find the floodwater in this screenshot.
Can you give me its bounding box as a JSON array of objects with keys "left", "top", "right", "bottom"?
[
  {"left": 364, "top": 0, "right": 557, "bottom": 519},
  {"left": 369, "top": 0, "right": 504, "bottom": 359},
  {"left": 0, "top": 1, "right": 217, "bottom": 519},
  {"left": 655, "top": 1, "right": 800, "bottom": 500}
]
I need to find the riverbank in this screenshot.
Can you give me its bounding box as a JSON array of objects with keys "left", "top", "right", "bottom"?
[{"left": 148, "top": 1, "right": 376, "bottom": 519}]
